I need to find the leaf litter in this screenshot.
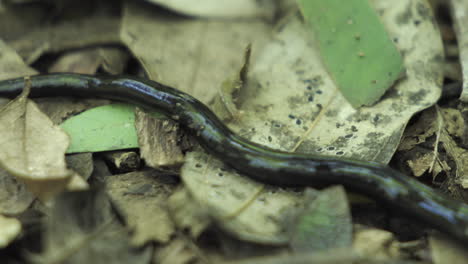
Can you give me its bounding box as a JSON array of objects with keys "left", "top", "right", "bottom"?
[{"left": 0, "top": 0, "right": 466, "bottom": 263}]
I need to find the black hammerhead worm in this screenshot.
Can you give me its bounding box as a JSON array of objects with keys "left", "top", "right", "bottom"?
[{"left": 0, "top": 73, "right": 467, "bottom": 244}]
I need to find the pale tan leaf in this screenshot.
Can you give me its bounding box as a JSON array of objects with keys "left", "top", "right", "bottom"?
[
  {"left": 450, "top": 0, "right": 468, "bottom": 101},
  {"left": 145, "top": 0, "right": 277, "bottom": 19},
  {"left": 0, "top": 40, "right": 36, "bottom": 80},
  {"left": 0, "top": 215, "right": 21, "bottom": 248},
  {"left": 0, "top": 90, "right": 73, "bottom": 200}
]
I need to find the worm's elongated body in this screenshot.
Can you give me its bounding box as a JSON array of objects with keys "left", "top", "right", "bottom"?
[{"left": 1, "top": 73, "right": 467, "bottom": 243}]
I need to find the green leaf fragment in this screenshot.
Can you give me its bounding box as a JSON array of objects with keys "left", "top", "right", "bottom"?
[
  {"left": 61, "top": 104, "right": 140, "bottom": 153},
  {"left": 297, "top": 0, "right": 405, "bottom": 107}
]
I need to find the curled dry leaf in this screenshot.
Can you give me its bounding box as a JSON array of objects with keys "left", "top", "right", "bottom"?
[{"left": 0, "top": 85, "right": 73, "bottom": 200}]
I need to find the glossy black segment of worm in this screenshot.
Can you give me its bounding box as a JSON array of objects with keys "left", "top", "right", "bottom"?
[{"left": 1, "top": 73, "right": 468, "bottom": 244}]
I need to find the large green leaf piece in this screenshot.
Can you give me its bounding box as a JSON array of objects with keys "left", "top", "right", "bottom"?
[
  {"left": 297, "top": 0, "right": 405, "bottom": 107},
  {"left": 61, "top": 104, "right": 139, "bottom": 153}
]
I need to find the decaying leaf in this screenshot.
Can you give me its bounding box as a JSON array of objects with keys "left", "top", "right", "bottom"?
[
  {"left": 30, "top": 189, "right": 152, "bottom": 264},
  {"left": 0, "top": 40, "right": 36, "bottom": 80},
  {"left": 167, "top": 187, "right": 211, "bottom": 239},
  {"left": 135, "top": 108, "right": 186, "bottom": 167},
  {"left": 210, "top": 44, "right": 251, "bottom": 122},
  {"left": 105, "top": 170, "right": 176, "bottom": 245},
  {"left": 121, "top": 1, "right": 271, "bottom": 104},
  {"left": 439, "top": 126, "right": 468, "bottom": 188},
  {"left": 226, "top": 0, "right": 442, "bottom": 164},
  {"left": 9, "top": 16, "right": 121, "bottom": 64},
  {"left": 36, "top": 97, "right": 110, "bottom": 125},
  {"left": 0, "top": 167, "right": 35, "bottom": 215},
  {"left": 164, "top": 0, "right": 442, "bottom": 244},
  {"left": 102, "top": 151, "right": 141, "bottom": 173},
  {"left": 0, "top": 82, "right": 73, "bottom": 200},
  {"left": 397, "top": 105, "right": 468, "bottom": 192},
  {"left": 180, "top": 150, "right": 304, "bottom": 244},
  {"left": 49, "top": 47, "right": 129, "bottom": 75}
]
